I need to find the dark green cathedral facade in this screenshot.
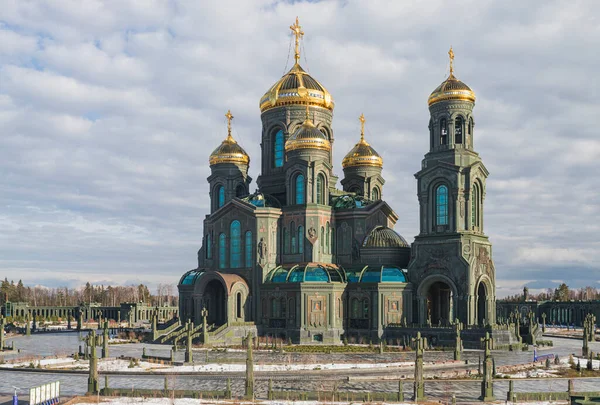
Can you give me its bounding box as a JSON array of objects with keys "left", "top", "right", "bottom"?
[{"left": 178, "top": 19, "right": 496, "bottom": 343}]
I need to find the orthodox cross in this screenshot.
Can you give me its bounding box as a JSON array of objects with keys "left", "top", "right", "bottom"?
[
  {"left": 225, "top": 110, "right": 234, "bottom": 141},
  {"left": 448, "top": 46, "right": 455, "bottom": 76},
  {"left": 290, "top": 17, "right": 304, "bottom": 64},
  {"left": 359, "top": 113, "right": 366, "bottom": 141}
]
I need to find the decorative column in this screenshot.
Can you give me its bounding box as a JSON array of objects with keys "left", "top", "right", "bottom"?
[
  {"left": 480, "top": 332, "right": 494, "bottom": 401},
  {"left": 245, "top": 332, "right": 254, "bottom": 398},
  {"left": 185, "top": 322, "right": 193, "bottom": 363},
  {"left": 26, "top": 312, "right": 31, "bottom": 336},
  {"left": 87, "top": 331, "right": 99, "bottom": 394},
  {"left": 102, "top": 321, "right": 109, "bottom": 358},
  {"left": 201, "top": 307, "right": 209, "bottom": 346},
  {"left": 541, "top": 313, "right": 546, "bottom": 333},
  {"left": 412, "top": 331, "right": 426, "bottom": 401},
  {"left": 453, "top": 320, "right": 463, "bottom": 361},
  {"left": 0, "top": 315, "right": 5, "bottom": 351}
]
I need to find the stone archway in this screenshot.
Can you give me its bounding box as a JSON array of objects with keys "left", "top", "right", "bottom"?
[
  {"left": 477, "top": 282, "right": 487, "bottom": 326},
  {"left": 427, "top": 281, "right": 453, "bottom": 326},
  {"left": 417, "top": 275, "right": 458, "bottom": 327},
  {"left": 203, "top": 279, "right": 227, "bottom": 326}
]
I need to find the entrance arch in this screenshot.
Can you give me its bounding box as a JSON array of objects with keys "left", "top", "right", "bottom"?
[
  {"left": 204, "top": 279, "right": 227, "bottom": 326},
  {"left": 417, "top": 275, "right": 458, "bottom": 327},
  {"left": 427, "top": 281, "right": 453, "bottom": 325},
  {"left": 477, "top": 282, "right": 487, "bottom": 326}
]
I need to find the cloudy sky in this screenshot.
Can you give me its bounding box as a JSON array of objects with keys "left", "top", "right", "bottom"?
[{"left": 1, "top": 0, "right": 598, "bottom": 297}]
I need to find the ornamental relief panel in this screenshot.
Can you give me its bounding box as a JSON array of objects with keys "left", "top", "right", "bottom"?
[{"left": 308, "top": 296, "right": 326, "bottom": 327}]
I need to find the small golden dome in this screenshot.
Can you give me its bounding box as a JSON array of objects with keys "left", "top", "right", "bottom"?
[
  {"left": 285, "top": 106, "right": 331, "bottom": 153},
  {"left": 428, "top": 47, "right": 476, "bottom": 106},
  {"left": 209, "top": 110, "right": 250, "bottom": 166},
  {"left": 342, "top": 114, "right": 383, "bottom": 169},
  {"left": 259, "top": 18, "right": 334, "bottom": 113}
]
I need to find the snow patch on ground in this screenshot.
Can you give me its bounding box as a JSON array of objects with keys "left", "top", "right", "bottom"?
[{"left": 98, "top": 397, "right": 565, "bottom": 405}]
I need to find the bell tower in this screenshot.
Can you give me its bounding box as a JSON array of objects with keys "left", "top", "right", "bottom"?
[{"left": 408, "top": 48, "right": 496, "bottom": 327}]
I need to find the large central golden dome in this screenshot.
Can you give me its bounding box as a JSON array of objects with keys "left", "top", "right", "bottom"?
[
  {"left": 259, "top": 18, "right": 334, "bottom": 113},
  {"left": 428, "top": 47, "right": 476, "bottom": 106}
]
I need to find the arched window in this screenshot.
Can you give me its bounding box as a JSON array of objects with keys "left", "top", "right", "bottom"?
[
  {"left": 298, "top": 226, "right": 304, "bottom": 254},
  {"left": 236, "top": 292, "right": 242, "bottom": 319},
  {"left": 429, "top": 119, "right": 434, "bottom": 149},
  {"left": 230, "top": 220, "right": 241, "bottom": 268},
  {"left": 280, "top": 298, "right": 286, "bottom": 318},
  {"left": 219, "top": 233, "right": 226, "bottom": 268},
  {"left": 217, "top": 186, "right": 225, "bottom": 208},
  {"left": 326, "top": 222, "right": 330, "bottom": 254},
  {"left": 455, "top": 117, "right": 463, "bottom": 144},
  {"left": 362, "top": 298, "right": 369, "bottom": 318},
  {"left": 330, "top": 227, "right": 335, "bottom": 256},
  {"left": 271, "top": 298, "right": 278, "bottom": 317},
  {"left": 274, "top": 129, "right": 284, "bottom": 168},
  {"left": 320, "top": 226, "right": 325, "bottom": 252},
  {"left": 440, "top": 119, "right": 448, "bottom": 145},
  {"left": 206, "top": 233, "right": 212, "bottom": 259},
  {"left": 372, "top": 187, "right": 380, "bottom": 201},
  {"left": 295, "top": 174, "right": 305, "bottom": 204},
  {"left": 316, "top": 174, "right": 325, "bottom": 204},
  {"left": 472, "top": 183, "right": 480, "bottom": 229},
  {"left": 245, "top": 231, "right": 252, "bottom": 267},
  {"left": 236, "top": 184, "right": 246, "bottom": 198},
  {"left": 436, "top": 185, "right": 449, "bottom": 226},
  {"left": 283, "top": 227, "right": 289, "bottom": 254},
  {"left": 351, "top": 298, "right": 359, "bottom": 318},
  {"left": 290, "top": 221, "right": 297, "bottom": 254}
]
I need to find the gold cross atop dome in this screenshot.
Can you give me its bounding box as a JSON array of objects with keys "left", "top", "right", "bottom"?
[
  {"left": 290, "top": 17, "right": 304, "bottom": 64},
  {"left": 359, "top": 113, "right": 366, "bottom": 141},
  {"left": 448, "top": 46, "right": 455, "bottom": 76},
  {"left": 225, "top": 110, "right": 234, "bottom": 141}
]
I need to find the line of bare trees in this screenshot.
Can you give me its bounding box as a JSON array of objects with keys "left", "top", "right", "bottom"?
[{"left": 0, "top": 278, "right": 178, "bottom": 307}]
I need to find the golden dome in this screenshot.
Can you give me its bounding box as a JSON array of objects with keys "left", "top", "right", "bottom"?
[
  {"left": 428, "top": 47, "right": 476, "bottom": 106},
  {"left": 285, "top": 106, "right": 331, "bottom": 153},
  {"left": 209, "top": 110, "right": 250, "bottom": 166},
  {"left": 259, "top": 18, "right": 334, "bottom": 113},
  {"left": 342, "top": 114, "right": 383, "bottom": 169}
]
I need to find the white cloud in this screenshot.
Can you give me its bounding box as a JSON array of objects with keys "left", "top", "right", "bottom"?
[{"left": 0, "top": 0, "right": 599, "bottom": 296}]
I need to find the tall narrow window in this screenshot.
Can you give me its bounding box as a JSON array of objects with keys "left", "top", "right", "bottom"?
[
  {"left": 455, "top": 117, "right": 463, "bottom": 144},
  {"left": 230, "top": 220, "right": 241, "bottom": 268},
  {"left": 236, "top": 292, "right": 242, "bottom": 319},
  {"left": 316, "top": 174, "right": 325, "bottom": 204},
  {"left": 320, "top": 226, "right": 325, "bottom": 252},
  {"left": 326, "top": 222, "right": 330, "bottom": 254},
  {"left": 295, "top": 174, "right": 305, "bottom": 204},
  {"left": 280, "top": 298, "right": 286, "bottom": 318},
  {"left": 472, "top": 183, "right": 480, "bottom": 229},
  {"left": 290, "top": 221, "right": 296, "bottom": 254},
  {"left": 440, "top": 119, "right": 448, "bottom": 145},
  {"left": 372, "top": 187, "right": 380, "bottom": 201},
  {"left": 245, "top": 231, "right": 252, "bottom": 267},
  {"left": 436, "top": 185, "right": 449, "bottom": 226},
  {"left": 298, "top": 226, "right": 304, "bottom": 254},
  {"left": 274, "top": 130, "right": 284, "bottom": 168},
  {"left": 206, "top": 234, "right": 212, "bottom": 259},
  {"left": 429, "top": 119, "right": 434, "bottom": 149},
  {"left": 330, "top": 228, "right": 335, "bottom": 256},
  {"left": 219, "top": 233, "right": 226, "bottom": 268},
  {"left": 217, "top": 186, "right": 225, "bottom": 208},
  {"left": 283, "top": 227, "right": 289, "bottom": 254}
]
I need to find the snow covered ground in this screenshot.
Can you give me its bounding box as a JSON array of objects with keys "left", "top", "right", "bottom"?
[{"left": 96, "top": 397, "right": 567, "bottom": 405}]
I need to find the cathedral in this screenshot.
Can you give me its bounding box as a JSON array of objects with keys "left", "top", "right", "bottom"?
[{"left": 178, "top": 19, "right": 496, "bottom": 344}]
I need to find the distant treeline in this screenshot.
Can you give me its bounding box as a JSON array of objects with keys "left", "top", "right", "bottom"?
[
  {"left": 0, "top": 278, "right": 178, "bottom": 307},
  {"left": 503, "top": 283, "right": 600, "bottom": 302}
]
